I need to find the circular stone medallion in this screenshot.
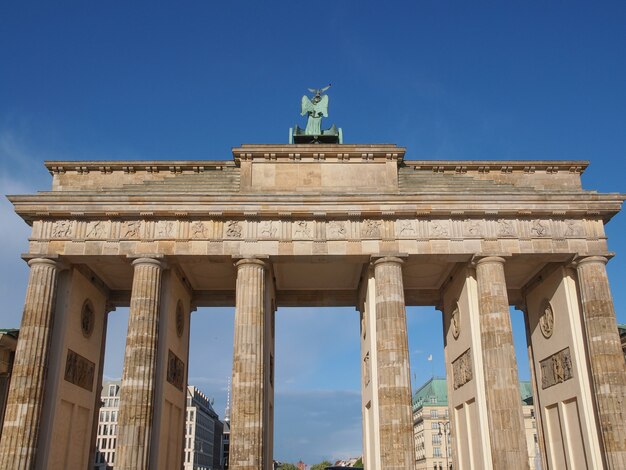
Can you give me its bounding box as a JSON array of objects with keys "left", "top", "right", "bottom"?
[
  {"left": 539, "top": 300, "right": 555, "bottom": 339},
  {"left": 176, "top": 301, "right": 184, "bottom": 338},
  {"left": 451, "top": 304, "right": 460, "bottom": 339},
  {"left": 81, "top": 300, "right": 95, "bottom": 338}
]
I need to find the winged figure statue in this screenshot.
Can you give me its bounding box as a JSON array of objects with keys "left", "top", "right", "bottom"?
[
  {"left": 290, "top": 84, "right": 342, "bottom": 143},
  {"left": 301, "top": 84, "right": 331, "bottom": 135}
]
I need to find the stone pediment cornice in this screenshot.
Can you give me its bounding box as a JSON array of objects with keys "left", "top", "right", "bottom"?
[
  {"left": 44, "top": 160, "right": 237, "bottom": 174},
  {"left": 233, "top": 144, "right": 405, "bottom": 163},
  {"left": 401, "top": 160, "right": 588, "bottom": 174},
  {"left": 8, "top": 191, "right": 624, "bottom": 223}
]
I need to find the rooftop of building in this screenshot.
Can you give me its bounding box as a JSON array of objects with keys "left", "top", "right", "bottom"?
[
  {"left": 412, "top": 376, "right": 534, "bottom": 411},
  {"left": 0, "top": 329, "right": 19, "bottom": 338}
]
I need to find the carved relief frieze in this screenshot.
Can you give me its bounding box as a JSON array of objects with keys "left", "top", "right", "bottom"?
[
  {"left": 563, "top": 219, "right": 584, "bottom": 237},
  {"left": 362, "top": 219, "right": 382, "bottom": 238},
  {"left": 30, "top": 214, "right": 596, "bottom": 248},
  {"left": 85, "top": 220, "right": 108, "bottom": 239},
  {"left": 497, "top": 218, "right": 515, "bottom": 237},
  {"left": 225, "top": 220, "right": 243, "bottom": 239},
  {"left": 259, "top": 220, "right": 279, "bottom": 238},
  {"left": 531, "top": 219, "right": 550, "bottom": 237},
  {"left": 327, "top": 220, "right": 347, "bottom": 239},
  {"left": 167, "top": 349, "right": 185, "bottom": 391},
  {"left": 452, "top": 348, "right": 473, "bottom": 390},
  {"left": 121, "top": 220, "right": 142, "bottom": 239},
  {"left": 397, "top": 219, "right": 416, "bottom": 238},
  {"left": 51, "top": 220, "right": 74, "bottom": 238},
  {"left": 430, "top": 220, "right": 450, "bottom": 238},
  {"left": 155, "top": 220, "right": 177, "bottom": 238},
  {"left": 64, "top": 349, "right": 95, "bottom": 392},
  {"left": 464, "top": 219, "right": 484, "bottom": 237},
  {"left": 292, "top": 220, "right": 313, "bottom": 239},
  {"left": 190, "top": 221, "right": 209, "bottom": 238},
  {"left": 540, "top": 347, "right": 573, "bottom": 389}
]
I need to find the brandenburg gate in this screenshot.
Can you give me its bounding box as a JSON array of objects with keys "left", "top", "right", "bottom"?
[{"left": 0, "top": 143, "right": 625, "bottom": 469}]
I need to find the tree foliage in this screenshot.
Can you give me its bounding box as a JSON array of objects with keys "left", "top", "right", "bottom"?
[
  {"left": 310, "top": 461, "right": 333, "bottom": 470},
  {"left": 353, "top": 457, "right": 364, "bottom": 467},
  {"left": 277, "top": 464, "right": 298, "bottom": 470}
]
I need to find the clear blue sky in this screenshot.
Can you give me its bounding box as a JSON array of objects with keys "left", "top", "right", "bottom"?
[{"left": 1, "top": 1, "right": 625, "bottom": 465}]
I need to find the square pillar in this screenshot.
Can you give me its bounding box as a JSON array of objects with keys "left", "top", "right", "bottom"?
[
  {"left": 524, "top": 265, "right": 604, "bottom": 469},
  {"left": 440, "top": 265, "right": 493, "bottom": 469}
]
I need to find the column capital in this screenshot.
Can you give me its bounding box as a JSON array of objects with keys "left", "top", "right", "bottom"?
[
  {"left": 234, "top": 256, "right": 268, "bottom": 269},
  {"left": 26, "top": 257, "right": 61, "bottom": 269},
  {"left": 472, "top": 255, "right": 507, "bottom": 267},
  {"left": 573, "top": 255, "right": 610, "bottom": 267},
  {"left": 129, "top": 255, "right": 166, "bottom": 269},
  {"left": 371, "top": 254, "right": 407, "bottom": 267}
]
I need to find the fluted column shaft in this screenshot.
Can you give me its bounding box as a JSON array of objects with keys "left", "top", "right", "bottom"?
[
  {"left": 475, "top": 256, "right": 529, "bottom": 470},
  {"left": 0, "top": 258, "right": 60, "bottom": 470},
  {"left": 230, "top": 258, "right": 267, "bottom": 470},
  {"left": 116, "top": 257, "right": 164, "bottom": 470},
  {"left": 576, "top": 256, "right": 626, "bottom": 469},
  {"left": 373, "top": 257, "right": 415, "bottom": 470}
]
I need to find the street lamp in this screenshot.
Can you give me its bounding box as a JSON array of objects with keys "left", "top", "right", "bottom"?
[{"left": 437, "top": 421, "right": 451, "bottom": 470}]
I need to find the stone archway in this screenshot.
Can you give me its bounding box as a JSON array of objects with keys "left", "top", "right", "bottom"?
[{"left": 1, "top": 143, "right": 624, "bottom": 469}]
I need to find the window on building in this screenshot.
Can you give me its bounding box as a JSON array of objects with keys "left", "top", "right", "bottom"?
[
  {"left": 431, "top": 397, "right": 437, "bottom": 403},
  {"left": 431, "top": 410, "right": 438, "bottom": 419},
  {"left": 433, "top": 447, "right": 441, "bottom": 457},
  {"left": 432, "top": 434, "right": 441, "bottom": 444},
  {"left": 432, "top": 422, "right": 439, "bottom": 429}
]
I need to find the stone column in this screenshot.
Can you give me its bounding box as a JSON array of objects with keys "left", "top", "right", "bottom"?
[
  {"left": 0, "top": 258, "right": 60, "bottom": 470},
  {"left": 575, "top": 256, "right": 626, "bottom": 469},
  {"left": 474, "top": 256, "right": 529, "bottom": 470},
  {"left": 230, "top": 258, "right": 268, "bottom": 470},
  {"left": 116, "top": 257, "right": 164, "bottom": 470},
  {"left": 372, "top": 256, "right": 415, "bottom": 469}
]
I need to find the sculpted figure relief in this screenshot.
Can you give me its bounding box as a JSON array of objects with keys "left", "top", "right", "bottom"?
[
  {"left": 564, "top": 219, "right": 583, "bottom": 237},
  {"left": 86, "top": 220, "right": 106, "bottom": 238},
  {"left": 225, "top": 221, "right": 243, "bottom": 238},
  {"left": 398, "top": 220, "right": 416, "bottom": 237},
  {"left": 541, "top": 347, "right": 573, "bottom": 389},
  {"left": 452, "top": 349, "right": 473, "bottom": 390},
  {"left": 497, "top": 218, "right": 514, "bottom": 236},
  {"left": 430, "top": 220, "right": 449, "bottom": 237},
  {"left": 190, "top": 221, "right": 208, "bottom": 238},
  {"left": 328, "top": 220, "right": 347, "bottom": 238},
  {"left": 539, "top": 300, "right": 555, "bottom": 338},
  {"left": 531, "top": 219, "right": 549, "bottom": 237},
  {"left": 260, "top": 221, "right": 278, "bottom": 238},
  {"left": 363, "top": 219, "right": 382, "bottom": 238},
  {"left": 293, "top": 220, "right": 312, "bottom": 238},
  {"left": 465, "top": 219, "right": 483, "bottom": 237},
  {"left": 451, "top": 304, "right": 460, "bottom": 339},
  {"left": 156, "top": 221, "right": 175, "bottom": 238},
  {"left": 51, "top": 220, "right": 73, "bottom": 238},
  {"left": 122, "top": 220, "right": 141, "bottom": 238}
]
